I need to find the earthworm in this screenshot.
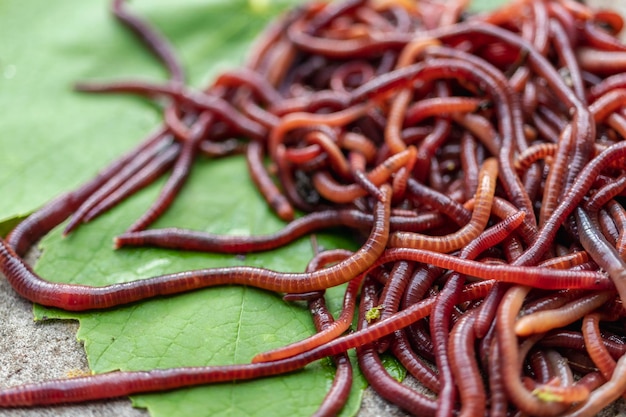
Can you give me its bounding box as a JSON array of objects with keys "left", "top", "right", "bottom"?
[
  {"left": 388, "top": 157, "right": 497, "bottom": 252},
  {"left": 560, "top": 355, "right": 626, "bottom": 417},
  {"left": 349, "top": 151, "right": 386, "bottom": 201},
  {"left": 125, "top": 112, "right": 214, "bottom": 232},
  {"left": 252, "top": 253, "right": 361, "bottom": 363},
  {"left": 405, "top": 178, "right": 471, "bottom": 227},
  {"left": 583, "top": 313, "right": 618, "bottom": 381},
  {"left": 495, "top": 285, "right": 569, "bottom": 416},
  {"left": 429, "top": 271, "right": 462, "bottom": 417},
  {"left": 428, "top": 209, "right": 526, "bottom": 416},
  {"left": 377, "top": 261, "right": 414, "bottom": 322},
  {"left": 246, "top": 140, "right": 295, "bottom": 221},
  {"left": 448, "top": 309, "right": 485, "bottom": 417},
  {"left": 61, "top": 128, "right": 174, "bottom": 235},
  {"left": 389, "top": 329, "right": 440, "bottom": 392},
  {"left": 459, "top": 132, "right": 480, "bottom": 198},
  {"left": 82, "top": 144, "right": 181, "bottom": 224},
  {"left": 307, "top": 295, "right": 352, "bottom": 417},
  {"left": 607, "top": 200, "right": 626, "bottom": 257},
  {"left": 486, "top": 339, "right": 507, "bottom": 417},
  {"left": 7, "top": 129, "right": 172, "bottom": 256},
  {"left": 268, "top": 103, "right": 372, "bottom": 160},
  {"left": 369, "top": 248, "right": 610, "bottom": 290},
  {"left": 163, "top": 107, "right": 192, "bottom": 140},
  {"left": 0, "top": 361, "right": 307, "bottom": 407},
  {"left": 111, "top": 0, "right": 184, "bottom": 83},
  {"left": 115, "top": 206, "right": 440, "bottom": 252},
  {"left": 311, "top": 146, "right": 416, "bottom": 203},
  {"left": 514, "top": 291, "right": 613, "bottom": 337},
  {"left": 585, "top": 173, "right": 626, "bottom": 211},
  {"left": 577, "top": 47, "right": 626, "bottom": 74},
  {"left": 305, "top": 130, "right": 352, "bottom": 181},
  {"left": 516, "top": 141, "right": 626, "bottom": 267},
  {"left": 214, "top": 68, "right": 284, "bottom": 105},
  {"left": 575, "top": 207, "right": 626, "bottom": 304},
  {"left": 521, "top": 290, "right": 586, "bottom": 316},
  {"left": 1, "top": 185, "right": 390, "bottom": 310},
  {"left": 75, "top": 80, "right": 268, "bottom": 141},
  {"left": 529, "top": 350, "right": 591, "bottom": 405},
  {"left": 355, "top": 278, "right": 438, "bottom": 416}
]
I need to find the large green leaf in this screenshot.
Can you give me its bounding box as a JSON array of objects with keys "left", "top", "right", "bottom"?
[
  {"left": 34, "top": 156, "right": 363, "bottom": 417},
  {"left": 2, "top": 0, "right": 366, "bottom": 416}
]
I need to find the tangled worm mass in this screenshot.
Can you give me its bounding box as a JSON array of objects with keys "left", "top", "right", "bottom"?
[{"left": 3, "top": 0, "right": 626, "bottom": 415}]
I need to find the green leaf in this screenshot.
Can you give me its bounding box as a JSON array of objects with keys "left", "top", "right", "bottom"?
[
  {"left": 2, "top": 0, "right": 366, "bottom": 416},
  {"left": 34, "top": 155, "right": 364, "bottom": 417},
  {"left": 380, "top": 353, "right": 407, "bottom": 383},
  {"left": 468, "top": 0, "right": 510, "bottom": 13}
]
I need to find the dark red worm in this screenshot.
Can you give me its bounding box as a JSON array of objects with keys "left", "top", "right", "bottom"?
[
  {"left": 111, "top": 0, "right": 184, "bottom": 83},
  {"left": 74, "top": 81, "right": 268, "bottom": 141},
  {"left": 306, "top": 295, "right": 353, "bottom": 417},
  {"left": 246, "top": 140, "right": 295, "bottom": 221},
  {"left": 124, "top": 112, "right": 215, "bottom": 232},
  {"left": 114, "top": 207, "right": 436, "bottom": 253},
  {"left": 356, "top": 278, "right": 438, "bottom": 417},
  {"left": 576, "top": 207, "right": 626, "bottom": 304},
  {"left": 367, "top": 248, "right": 610, "bottom": 290},
  {"left": 7, "top": 128, "right": 174, "bottom": 256},
  {"left": 82, "top": 143, "right": 181, "bottom": 224},
  {"left": 62, "top": 128, "right": 175, "bottom": 235},
  {"left": 0, "top": 185, "right": 390, "bottom": 310},
  {"left": 448, "top": 309, "right": 485, "bottom": 417}
]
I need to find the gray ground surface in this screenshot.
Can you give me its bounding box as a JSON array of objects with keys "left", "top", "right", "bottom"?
[
  {"left": 3, "top": 1, "right": 626, "bottom": 416},
  {"left": 0, "top": 269, "right": 146, "bottom": 417}
]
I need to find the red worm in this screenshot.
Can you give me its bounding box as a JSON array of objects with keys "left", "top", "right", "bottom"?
[
  {"left": 516, "top": 141, "right": 626, "bottom": 267},
  {"left": 368, "top": 248, "right": 610, "bottom": 290},
  {"left": 252, "top": 269, "right": 361, "bottom": 363},
  {"left": 575, "top": 207, "right": 626, "bottom": 305},
  {"left": 114, "top": 208, "right": 443, "bottom": 252},
  {"left": 390, "top": 330, "right": 440, "bottom": 393},
  {"left": 355, "top": 278, "right": 438, "bottom": 416},
  {"left": 0, "top": 186, "right": 390, "bottom": 310},
  {"left": 82, "top": 144, "right": 181, "bottom": 224},
  {"left": 495, "top": 286, "right": 570, "bottom": 416},
  {"left": 306, "top": 295, "right": 353, "bottom": 417},
  {"left": 388, "top": 157, "right": 498, "bottom": 252},
  {"left": 125, "top": 112, "right": 214, "bottom": 233},
  {"left": 111, "top": 0, "right": 184, "bottom": 83},
  {"left": 213, "top": 68, "right": 284, "bottom": 105},
  {"left": 514, "top": 291, "right": 614, "bottom": 337},
  {"left": 75, "top": 81, "right": 268, "bottom": 141},
  {"left": 311, "top": 146, "right": 416, "bottom": 203},
  {"left": 583, "top": 313, "right": 618, "bottom": 381},
  {"left": 585, "top": 173, "right": 626, "bottom": 211},
  {"left": 561, "top": 356, "right": 626, "bottom": 417},
  {"left": 246, "top": 141, "right": 294, "bottom": 221},
  {"left": 267, "top": 103, "right": 371, "bottom": 160},
  {"left": 448, "top": 310, "right": 485, "bottom": 417},
  {"left": 0, "top": 280, "right": 490, "bottom": 408},
  {"left": 61, "top": 128, "right": 174, "bottom": 236},
  {"left": 7, "top": 129, "right": 172, "bottom": 256}
]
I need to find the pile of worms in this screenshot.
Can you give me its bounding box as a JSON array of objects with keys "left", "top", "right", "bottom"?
[{"left": 4, "top": 0, "right": 626, "bottom": 415}]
